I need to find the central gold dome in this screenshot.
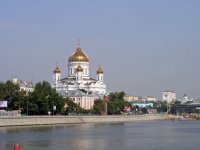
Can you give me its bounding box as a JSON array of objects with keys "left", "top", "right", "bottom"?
[{"left": 68, "top": 47, "right": 89, "bottom": 62}]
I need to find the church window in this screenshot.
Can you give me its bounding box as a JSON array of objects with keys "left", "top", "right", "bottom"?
[{"left": 86, "top": 69, "right": 88, "bottom": 75}]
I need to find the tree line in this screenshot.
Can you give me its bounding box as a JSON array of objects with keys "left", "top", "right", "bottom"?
[{"left": 0, "top": 80, "right": 132, "bottom": 115}]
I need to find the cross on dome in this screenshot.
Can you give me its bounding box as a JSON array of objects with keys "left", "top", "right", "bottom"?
[
  {"left": 77, "top": 38, "right": 80, "bottom": 47},
  {"left": 68, "top": 40, "right": 89, "bottom": 62}
]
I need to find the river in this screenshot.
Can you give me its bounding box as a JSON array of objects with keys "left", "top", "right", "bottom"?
[{"left": 0, "top": 120, "right": 199, "bottom": 150}]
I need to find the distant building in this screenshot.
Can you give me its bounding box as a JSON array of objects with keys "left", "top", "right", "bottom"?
[
  {"left": 124, "top": 95, "right": 156, "bottom": 102},
  {"left": 12, "top": 77, "right": 34, "bottom": 93},
  {"left": 162, "top": 91, "right": 176, "bottom": 103},
  {"left": 137, "top": 96, "right": 144, "bottom": 101},
  {"left": 131, "top": 101, "right": 154, "bottom": 108},
  {"left": 124, "top": 96, "right": 139, "bottom": 102},
  {"left": 146, "top": 96, "right": 157, "bottom": 102},
  {"left": 178, "top": 94, "right": 193, "bottom": 104}
]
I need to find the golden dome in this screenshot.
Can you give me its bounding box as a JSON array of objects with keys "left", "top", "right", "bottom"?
[
  {"left": 68, "top": 47, "right": 89, "bottom": 62},
  {"left": 97, "top": 67, "right": 103, "bottom": 74},
  {"left": 53, "top": 66, "right": 61, "bottom": 73},
  {"left": 76, "top": 64, "right": 83, "bottom": 72}
]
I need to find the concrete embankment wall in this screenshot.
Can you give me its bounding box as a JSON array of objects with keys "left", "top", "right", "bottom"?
[{"left": 0, "top": 114, "right": 166, "bottom": 127}]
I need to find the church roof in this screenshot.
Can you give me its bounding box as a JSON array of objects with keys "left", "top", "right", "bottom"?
[
  {"left": 68, "top": 47, "right": 89, "bottom": 62},
  {"left": 53, "top": 66, "right": 61, "bottom": 73},
  {"left": 60, "top": 77, "right": 76, "bottom": 81},
  {"left": 67, "top": 90, "right": 88, "bottom": 97},
  {"left": 97, "top": 67, "right": 104, "bottom": 74},
  {"left": 60, "top": 77, "right": 96, "bottom": 82}
]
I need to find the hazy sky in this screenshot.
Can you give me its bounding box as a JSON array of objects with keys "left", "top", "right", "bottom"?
[{"left": 1, "top": 0, "right": 200, "bottom": 99}]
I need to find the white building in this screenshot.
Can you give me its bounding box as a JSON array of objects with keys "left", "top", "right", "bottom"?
[
  {"left": 162, "top": 91, "right": 176, "bottom": 103},
  {"left": 52, "top": 43, "right": 106, "bottom": 109},
  {"left": 12, "top": 77, "right": 34, "bottom": 93},
  {"left": 124, "top": 95, "right": 157, "bottom": 102},
  {"left": 177, "top": 94, "right": 193, "bottom": 104},
  {"left": 124, "top": 96, "right": 139, "bottom": 102},
  {"left": 146, "top": 96, "right": 157, "bottom": 102}
]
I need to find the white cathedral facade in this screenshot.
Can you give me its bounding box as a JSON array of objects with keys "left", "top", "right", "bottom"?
[{"left": 52, "top": 43, "right": 106, "bottom": 105}]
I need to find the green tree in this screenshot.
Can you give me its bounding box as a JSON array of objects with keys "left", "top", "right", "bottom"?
[
  {"left": 28, "top": 81, "right": 65, "bottom": 115},
  {"left": 0, "top": 82, "right": 6, "bottom": 99},
  {"left": 173, "top": 100, "right": 182, "bottom": 105},
  {"left": 107, "top": 91, "right": 131, "bottom": 114},
  {"left": 64, "top": 97, "right": 82, "bottom": 115},
  {"left": 109, "top": 91, "right": 126, "bottom": 101},
  {"left": 0, "top": 80, "right": 23, "bottom": 110},
  {"left": 92, "top": 100, "right": 104, "bottom": 115},
  {"left": 155, "top": 101, "right": 168, "bottom": 113}
]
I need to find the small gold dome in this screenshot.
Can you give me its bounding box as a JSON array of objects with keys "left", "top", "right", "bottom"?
[
  {"left": 76, "top": 64, "right": 83, "bottom": 72},
  {"left": 53, "top": 66, "right": 61, "bottom": 73},
  {"left": 68, "top": 47, "right": 89, "bottom": 62},
  {"left": 97, "top": 67, "right": 103, "bottom": 74}
]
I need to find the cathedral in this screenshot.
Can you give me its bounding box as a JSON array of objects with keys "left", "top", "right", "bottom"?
[{"left": 52, "top": 42, "right": 106, "bottom": 106}]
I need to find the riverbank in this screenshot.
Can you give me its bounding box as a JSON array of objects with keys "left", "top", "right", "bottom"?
[
  {"left": 166, "top": 113, "right": 200, "bottom": 120},
  {"left": 0, "top": 114, "right": 167, "bottom": 127}
]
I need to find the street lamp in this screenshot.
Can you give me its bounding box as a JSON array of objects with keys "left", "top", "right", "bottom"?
[
  {"left": 27, "top": 99, "right": 28, "bottom": 115},
  {"left": 53, "top": 105, "right": 56, "bottom": 115},
  {"left": 53, "top": 100, "right": 54, "bottom": 115}
]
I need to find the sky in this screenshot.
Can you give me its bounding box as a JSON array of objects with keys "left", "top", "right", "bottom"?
[{"left": 0, "top": 0, "right": 200, "bottom": 99}]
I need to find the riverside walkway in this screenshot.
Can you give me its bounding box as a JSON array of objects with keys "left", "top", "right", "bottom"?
[{"left": 0, "top": 114, "right": 166, "bottom": 127}]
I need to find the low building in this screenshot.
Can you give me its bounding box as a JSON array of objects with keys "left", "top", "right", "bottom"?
[
  {"left": 58, "top": 90, "right": 97, "bottom": 110},
  {"left": 124, "top": 96, "right": 139, "bottom": 102},
  {"left": 124, "top": 95, "right": 157, "bottom": 102},
  {"left": 131, "top": 101, "right": 154, "bottom": 108},
  {"left": 177, "top": 95, "right": 193, "bottom": 104},
  {"left": 146, "top": 96, "right": 157, "bottom": 102}
]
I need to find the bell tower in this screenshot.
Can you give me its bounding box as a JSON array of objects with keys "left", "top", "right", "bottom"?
[
  {"left": 53, "top": 65, "right": 61, "bottom": 84},
  {"left": 97, "top": 67, "right": 104, "bottom": 82}
]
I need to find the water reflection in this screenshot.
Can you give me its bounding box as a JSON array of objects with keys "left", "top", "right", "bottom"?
[
  {"left": 0, "top": 121, "right": 200, "bottom": 150},
  {"left": 3, "top": 126, "right": 54, "bottom": 133}
]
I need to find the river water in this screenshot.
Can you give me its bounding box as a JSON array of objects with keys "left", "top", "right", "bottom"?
[{"left": 0, "top": 120, "right": 199, "bottom": 150}]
